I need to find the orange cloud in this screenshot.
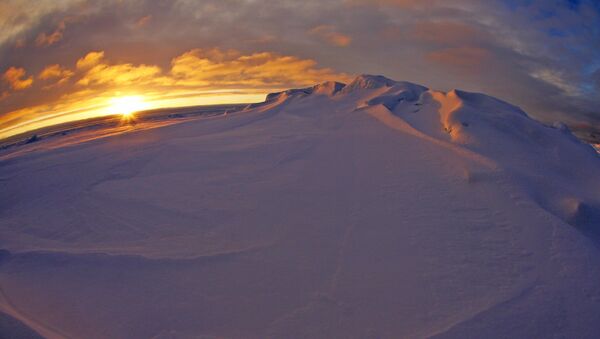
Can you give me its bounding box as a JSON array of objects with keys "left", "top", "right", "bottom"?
[
  {"left": 2, "top": 67, "right": 33, "bottom": 90},
  {"left": 76, "top": 51, "right": 105, "bottom": 70},
  {"left": 170, "top": 48, "right": 351, "bottom": 87},
  {"left": 77, "top": 61, "right": 164, "bottom": 87},
  {"left": 309, "top": 25, "right": 352, "bottom": 47},
  {"left": 35, "top": 21, "right": 66, "bottom": 47},
  {"left": 427, "top": 47, "right": 491, "bottom": 69},
  {"left": 71, "top": 48, "right": 348, "bottom": 90},
  {"left": 38, "top": 64, "right": 74, "bottom": 87}
]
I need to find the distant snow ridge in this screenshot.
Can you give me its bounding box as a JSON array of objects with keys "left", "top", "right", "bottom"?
[
  {"left": 260, "top": 74, "right": 600, "bottom": 235},
  {"left": 264, "top": 81, "right": 345, "bottom": 102},
  {"left": 362, "top": 81, "right": 428, "bottom": 110},
  {"left": 341, "top": 74, "right": 398, "bottom": 92}
]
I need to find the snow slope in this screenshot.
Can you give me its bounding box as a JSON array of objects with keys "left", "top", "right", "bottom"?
[{"left": 1, "top": 75, "right": 600, "bottom": 338}]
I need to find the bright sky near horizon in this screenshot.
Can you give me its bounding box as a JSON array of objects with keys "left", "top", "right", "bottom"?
[{"left": 1, "top": 0, "right": 599, "bottom": 139}]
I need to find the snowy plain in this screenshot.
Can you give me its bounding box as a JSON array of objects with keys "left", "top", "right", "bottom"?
[{"left": 1, "top": 75, "right": 600, "bottom": 338}]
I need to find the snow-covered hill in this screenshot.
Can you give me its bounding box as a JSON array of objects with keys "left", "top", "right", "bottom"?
[{"left": 1, "top": 75, "right": 599, "bottom": 338}]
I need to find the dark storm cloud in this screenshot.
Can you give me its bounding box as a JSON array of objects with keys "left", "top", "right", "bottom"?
[{"left": 1, "top": 0, "right": 599, "bottom": 135}]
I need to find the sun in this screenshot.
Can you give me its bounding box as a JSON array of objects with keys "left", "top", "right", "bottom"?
[{"left": 107, "top": 96, "right": 149, "bottom": 118}]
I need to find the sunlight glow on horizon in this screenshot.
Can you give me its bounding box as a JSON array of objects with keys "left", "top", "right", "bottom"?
[
  {"left": 0, "top": 91, "right": 268, "bottom": 140},
  {"left": 107, "top": 96, "right": 149, "bottom": 118}
]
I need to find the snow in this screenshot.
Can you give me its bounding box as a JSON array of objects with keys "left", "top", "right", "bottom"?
[{"left": 1, "top": 75, "right": 600, "bottom": 338}]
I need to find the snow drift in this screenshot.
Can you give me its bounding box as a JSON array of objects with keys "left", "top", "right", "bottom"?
[{"left": 1, "top": 75, "right": 600, "bottom": 338}]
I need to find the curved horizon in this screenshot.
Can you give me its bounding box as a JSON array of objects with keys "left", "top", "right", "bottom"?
[{"left": 1, "top": 0, "right": 599, "bottom": 140}]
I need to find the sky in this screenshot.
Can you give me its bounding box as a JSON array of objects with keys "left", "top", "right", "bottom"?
[{"left": 1, "top": 0, "right": 599, "bottom": 139}]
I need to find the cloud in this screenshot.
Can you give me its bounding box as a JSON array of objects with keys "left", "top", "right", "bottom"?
[
  {"left": 38, "top": 64, "right": 74, "bottom": 87},
  {"left": 76, "top": 51, "right": 105, "bottom": 69},
  {"left": 170, "top": 48, "right": 350, "bottom": 87},
  {"left": 530, "top": 68, "right": 582, "bottom": 97},
  {"left": 77, "top": 60, "right": 163, "bottom": 87},
  {"left": 72, "top": 47, "right": 350, "bottom": 90},
  {"left": 2, "top": 67, "right": 33, "bottom": 90},
  {"left": 0, "top": 0, "right": 82, "bottom": 47},
  {"left": 309, "top": 25, "right": 352, "bottom": 47},
  {"left": 35, "top": 21, "right": 66, "bottom": 47}
]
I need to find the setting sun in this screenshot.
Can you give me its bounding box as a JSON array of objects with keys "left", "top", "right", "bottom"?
[{"left": 107, "top": 96, "right": 149, "bottom": 118}]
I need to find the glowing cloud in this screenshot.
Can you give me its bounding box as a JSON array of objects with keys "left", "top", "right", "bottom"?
[
  {"left": 77, "top": 62, "right": 164, "bottom": 87},
  {"left": 2, "top": 67, "right": 33, "bottom": 90},
  {"left": 39, "top": 64, "right": 74, "bottom": 86},
  {"left": 170, "top": 48, "right": 350, "bottom": 87},
  {"left": 73, "top": 48, "right": 349, "bottom": 90},
  {"left": 76, "top": 51, "right": 105, "bottom": 70}
]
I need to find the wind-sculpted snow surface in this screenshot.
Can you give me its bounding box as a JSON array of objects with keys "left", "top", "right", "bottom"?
[{"left": 1, "top": 75, "right": 600, "bottom": 338}]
